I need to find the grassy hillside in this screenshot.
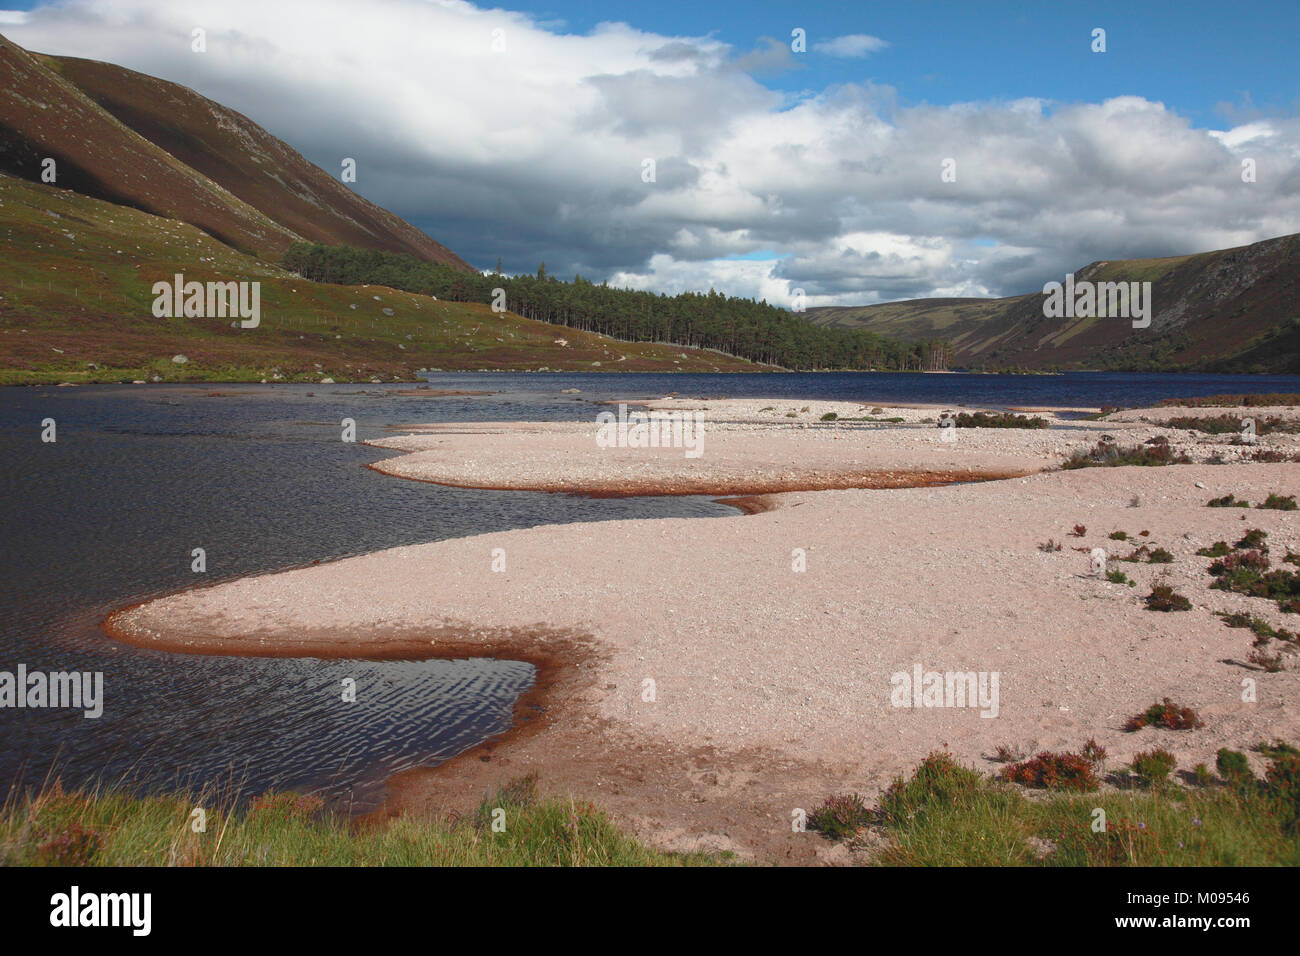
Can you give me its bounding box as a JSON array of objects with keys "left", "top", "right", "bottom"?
[
  {"left": 0, "top": 173, "right": 756, "bottom": 383},
  {"left": 43, "top": 51, "right": 473, "bottom": 271},
  {"left": 806, "top": 236, "right": 1300, "bottom": 373},
  {"left": 0, "top": 33, "right": 297, "bottom": 260}
]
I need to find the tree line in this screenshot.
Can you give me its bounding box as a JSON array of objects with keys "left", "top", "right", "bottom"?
[{"left": 282, "top": 242, "right": 951, "bottom": 371}]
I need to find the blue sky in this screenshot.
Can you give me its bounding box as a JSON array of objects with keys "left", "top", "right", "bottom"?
[
  {"left": 511, "top": 0, "right": 1296, "bottom": 124},
  {"left": 8, "top": 0, "right": 1295, "bottom": 122},
  {"left": 4, "top": 0, "right": 1299, "bottom": 305}
]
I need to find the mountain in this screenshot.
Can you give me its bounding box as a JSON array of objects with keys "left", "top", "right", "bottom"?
[
  {"left": 805, "top": 233, "right": 1300, "bottom": 373},
  {"left": 0, "top": 33, "right": 471, "bottom": 269},
  {"left": 43, "top": 52, "right": 472, "bottom": 271},
  {"left": 0, "top": 34, "right": 754, "bottom": 382}
]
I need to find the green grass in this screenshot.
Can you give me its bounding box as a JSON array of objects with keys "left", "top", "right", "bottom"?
[
  {"left": 878, "top": 786, "right": 1300, "bottom": 866},
  {"left": 867, "top": 753, "right": 1300, "bottom": 866},
  {"left": 0, "top": 778, "right": 728, "bottom": 867}
]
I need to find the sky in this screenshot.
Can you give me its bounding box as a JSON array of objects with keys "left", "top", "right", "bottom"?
[{"left": 3, "top": 0, "right": 1299, "bottom": 307}]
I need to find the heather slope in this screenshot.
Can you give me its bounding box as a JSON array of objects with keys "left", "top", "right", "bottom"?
[
  {"left": 44, "top": 52, "right": 473, "bottom": 271},
  {"left": 0, "top": 33, "right": 297, "bottom": 259},
  {"left": 0, "top": 173, "right": 756, "bottom": 382},
  {"left": 806, "top": 234, "right": 1300, "bottom": 372}
]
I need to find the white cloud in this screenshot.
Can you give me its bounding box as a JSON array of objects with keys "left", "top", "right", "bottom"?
[
  {"left": 812, "top": 33, "right": 889, "bottom": 58},
  {"left": 5, "top": 0, "right": 1299, "bottom": 306},
  {"left": 1208, "top": 122, "right": 1277, "bottom": 149}
]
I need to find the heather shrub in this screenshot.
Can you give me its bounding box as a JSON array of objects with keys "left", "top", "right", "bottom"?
[
  {"left": 999, "top": 751, "right": 1099, "bottom": 791},
  {"left": 34, "top": 822, "right": 103, "bottom": 866},
  {"left": 1260, "top": 494, "right": 1297, "bottom": 511},
  {"left": 1207, "top": 494, "right": 1250, "bottom": 508},
  {"left": 1124, "top": 698, "right": 1203, "bottom": 732},
  {"left": 1062, "top": 441, "right": 1190, "bottom": 469},
  {"left": 1145, "top": 584, "right": 1191, "bottom": 611},
  {"left": 807, "top": 792, "right": 872, "bottom": 840}
]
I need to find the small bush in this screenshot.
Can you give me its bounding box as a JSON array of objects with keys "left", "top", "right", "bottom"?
[
  {"left": 1236, "top": 528, "right": 1269, "bottom": 551},
  {"left": 1125, "top": 698, "right": 1203, "bottom": 732},
  {"left": 1039, "top": 539, "right": 1062, "bottom": 552},
  {"left": 807, "top": 792, "right": 872, "bottom": 840},
  {"left": 1264, "top": 753, "right": 1300, "bottom": 832},
  {"left": 992, "top": 744, "right": 1024, "bottom": 763},
  {"left": 950, "top": 411, "right": 1049, "bottom": 429},
  {"left": 1207, "top": 494, "right": 1250, "bottom": 508},
  {"left": 1145, "top": 584, "right": 1192, "bottom": 612},
  {"left": 878, "top": 752, "right": 985, "bottom": 825},
  {"left": 1251, "top": 448, "right": 1300, "bottom": 463},
  {"left": 820, "top": 412, "right": 838, "bottom": 422},
  {"left": 1197, "top": 541, "right": 1232, "bottom": 557},
  {"left": 1209, "top": 550, "right": 1271, "bottom": 577},
  {"left": 999, "top": 751, "right": 1099, "bottom": 791},
  {"left": 1255, "top": 741, "right": 1300, "bottom": 759},
  {"left": 35, "top": 822, "right": 103, "bottom": 866},
  {"left": 1216, "top": 748, "right": 1254, "bottom": 786},
  {"left": 1109, "top": 530, "right": 1128, "bottom": 541},
  {"left": 1165, "top": 415, "right": 1250, "bottom": 435},
  {"left": 1260, "top": 493, "right": 1297, "bottom": 511},
  {"left": 1217, "top": 610, "right": 1255, "bottom": 628},
  {"left": 1062, "top": 440, "right": 1190, "bottom": 469},
  {"left": 1131, "top": 749, "right": 1178, "bottom": 786},
  {"left": 1071, "top": 524, "right": 1087, "bottom": 537},
  {"left": 1248, "top": 648, "right": 1286, "bottom": 672},
  {"left": 1147, "top": 548, "right": 1174, "bottom": 564}
]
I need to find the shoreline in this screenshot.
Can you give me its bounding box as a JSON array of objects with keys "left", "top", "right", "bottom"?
[{"left": 99, "top": 397, "right": 1300, "bottom": 862}]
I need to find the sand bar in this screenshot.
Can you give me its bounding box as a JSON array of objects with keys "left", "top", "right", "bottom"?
[{"left": 104, "top": 400, "right": 1300, "bottom": 862}]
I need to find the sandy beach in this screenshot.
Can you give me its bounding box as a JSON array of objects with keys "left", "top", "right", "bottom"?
[{"left": 104, "top": 398, "right": 1300, "bottom": 863}]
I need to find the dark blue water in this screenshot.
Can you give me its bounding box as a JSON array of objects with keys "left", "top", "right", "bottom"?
[
  {"left": 3, "top": 370, "right": 1298, "bottom": 809},
  {"left": 0, "top": 382, "right": 733, "bottom": 809},
  {"left": 415, "top": 369, "right": 1300, "bottom": 410}
]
